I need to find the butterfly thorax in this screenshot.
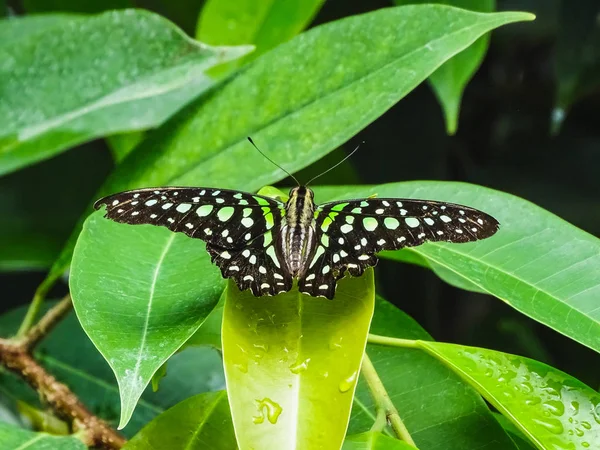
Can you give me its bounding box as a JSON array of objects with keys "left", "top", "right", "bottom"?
[{"left": 281, "top": 186, "right": 316, "bottom": 276}]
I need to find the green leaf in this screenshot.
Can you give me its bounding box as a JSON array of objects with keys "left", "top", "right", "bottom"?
[
  {"left": 197, "top": 0, "right": 325, "bottom": 64},
  {"left": 22, "top": 0, "right": 131, "bottom": 13},
  {"left": 315, "top": 181, "right": 600, "bottom": 354},
  {"left": 0, "top": 303, "right": 225, "bottom": 437},
  {"left": 494, "top": 414, "right": 539, "bottom": 450},
  {"left": 0, "top": 422, "right": 85, "bottom": 450},
  {"left": 70, "top": 212, "right": 224, "bottom": 429},
  {"left": 350, "top": 297, "right": 518, "bottom": 449},
  {"left": 223, "top": 271, "right": 375, "bottom": 450},
  {"left": 124, "top": 391, "right": 235, "bottom": 450},
  {"left": 47, "top": 3, "right": 534, "bottom": 307},
  {"left": 0, "top": 10, "right": 251, "bottom": 176},
  {"left": 343, "top": 432, "right": 416, "bottom": 450},
  {"left": 394, "top": 0, "right": 496, "bottom": 134},
  {"left": 420, "top": 342, "right": 600, "bottom": 450},
  {"left": 552, "top": 0, "right": 600, "bottom": 134}
]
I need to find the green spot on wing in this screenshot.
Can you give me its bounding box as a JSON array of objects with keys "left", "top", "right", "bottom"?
[
  {"left": 217, "top": 206, "right": 234, "bottom": 222},
  {"left": 363, "top": 217, "right": 378, "bottom": 231},
  {"left": 321, "top": 217, "right": 333, "bottom": 231},
  {"left": 196, "top": 205, "right": 213, "bottom": 217},
  {"left": 384, "top": 217, "right": 400, "bottom": 230}
]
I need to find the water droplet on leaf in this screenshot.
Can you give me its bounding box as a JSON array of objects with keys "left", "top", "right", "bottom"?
[
  {"left": 339, "top": 371, "right": 358, "bottom": 393},
  {"left": 289, "top": 358, "right": 310, "bottom": 374},
  {"left": 253, "top": 398, "right": 282, "bottom": 425}
]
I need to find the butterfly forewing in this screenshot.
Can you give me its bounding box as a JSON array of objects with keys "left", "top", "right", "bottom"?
[
  {"left": 298, "top": 197, "right": 499, "bottom": 298},
  {"left": 94, "top": 187, "right": 293, "bottom": 296}
]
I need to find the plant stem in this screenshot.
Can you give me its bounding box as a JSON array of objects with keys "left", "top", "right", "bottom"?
[
  {"left": 20, "top": 294, "right": 73, "bottom": 350},
  {"left": 16, "top": 274, "right": 58, "bottom": 337},
  {"left": 368, "top": 333, "right": 420, "bottom": 349},
  {"left": 361, "top": 352, "right": 417, "bottom": 446}
]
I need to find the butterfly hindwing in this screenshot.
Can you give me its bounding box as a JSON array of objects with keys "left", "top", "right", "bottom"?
[
  {"left": 94, "top": 187, "right": 293, "bottom": 296},
  {"left": 298, "top": 197, "right": 499, "bottom": 299}
]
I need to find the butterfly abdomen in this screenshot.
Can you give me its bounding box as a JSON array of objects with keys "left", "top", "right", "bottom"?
[{"left": 282, "top": 186, "right": 317, "bottom": 276}]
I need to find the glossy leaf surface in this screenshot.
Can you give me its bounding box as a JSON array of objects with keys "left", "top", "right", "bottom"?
[
  {"left": 421, "top": 342, "right": 600, "bottom": 450},
  {"left": 223, "top": 271, "right": 375, "bottom": 450}
]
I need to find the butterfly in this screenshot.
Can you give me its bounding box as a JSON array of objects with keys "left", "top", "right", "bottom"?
[{"left": 94, "top": 185, "right": 499, "bottom": 299}]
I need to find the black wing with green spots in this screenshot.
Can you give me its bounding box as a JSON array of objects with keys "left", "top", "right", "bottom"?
[
  {"left": 94, "top": 187, "right": 293, "bottom": 296},
  {"left": 95, "top": 187, "right": 499, "bottom": 300},
  {"left": 298, "top": 198, "right": 499, "bottom": 298}
]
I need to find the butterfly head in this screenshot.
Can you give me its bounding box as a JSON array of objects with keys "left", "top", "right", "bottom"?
[{"left": 288, "top": 186, "right": 314, "bottom": 203}]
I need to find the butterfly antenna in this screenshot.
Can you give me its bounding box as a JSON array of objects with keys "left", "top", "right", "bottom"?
[
  {"left": 305, "top": 141, "right": 364, "bottom": 186},
  {"left": 247, "top": 137, "right": 300, "bottom": 186}
]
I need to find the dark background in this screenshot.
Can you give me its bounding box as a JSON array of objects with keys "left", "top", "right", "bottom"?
[{"left": 2, "top": 0, "right": 599, "bottom": 388}]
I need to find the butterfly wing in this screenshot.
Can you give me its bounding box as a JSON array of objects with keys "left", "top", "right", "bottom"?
[
  {"left": 94, "top": 187, "right": 293, "bottom": 296},
  {"left": 298, "top": 198, "right": 499, "bottom": 299}
]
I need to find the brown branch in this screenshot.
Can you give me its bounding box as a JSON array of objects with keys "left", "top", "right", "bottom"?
[{"left": 0, "top": 295, "right": 126, "bottom": 449}]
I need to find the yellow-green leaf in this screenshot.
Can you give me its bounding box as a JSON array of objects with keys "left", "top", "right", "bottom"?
[{"left": 223, "top": 271, "right": 375, "bottom": 450}]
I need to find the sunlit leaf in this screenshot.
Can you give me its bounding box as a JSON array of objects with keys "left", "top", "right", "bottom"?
[
  {"left": 223, "top": 271, "right": 375, "bottom": 450},
  {"left": 421, "top": 342, "right": 600, "bottom": 450}
]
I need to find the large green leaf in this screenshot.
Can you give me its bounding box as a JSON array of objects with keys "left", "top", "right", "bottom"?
[
  {"left": 223, "top": 271, "right": 375, "bottom": 450},
  {"left": 0, "top": 303, "right": 225, "bottom": 437},
  {"left": 394, "top": 0, "right": 495, "bottom": 134},
  {"left": 22, "top": 0, "right": 130, "bottom": 13},
  {"left": 350, "top": 297, "right": 518, "bottom": 449},
  {"left": 420, "top": 342, "right": 600, "bottom": 450},
  {"left": 44, "top": 4, "right": 533, "bottom": 296},
  {"left": 70, "top": 212, "right": 224, "bottom": 429},
  {"left": 343, "top": 432, "right": 416, "bottom": 450},
  {"left": 0, "top": 10, "right": 251, "bottom": 176},
  {"left": 197, "top": 0, "right": 324, "bottom": 64},
  {"left": 124, "top": 391, "right": 236, "bottom": 450},
  {"left": 314, "top": 182, "right": 600, "bottom": 354},
  {"left": 0, "top": 422, "right": 85, "bottom": 450}
]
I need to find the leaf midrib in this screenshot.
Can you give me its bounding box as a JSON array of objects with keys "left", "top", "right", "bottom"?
[{"left": 130, "top": 233, "right": 177, "bottom": 399}]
